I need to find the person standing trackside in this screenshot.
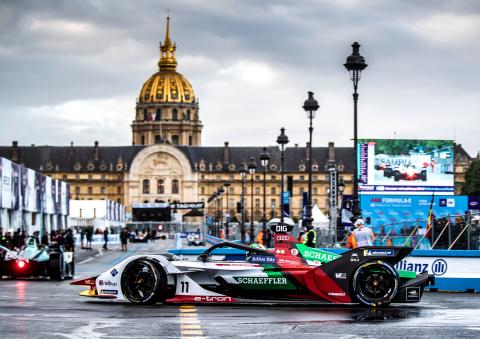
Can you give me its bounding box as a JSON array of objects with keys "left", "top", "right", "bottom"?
[
  {"left": 302, "top": 225, "right": 317, "bottom": 248},
  {"left": 347, "top": 219, "right": 374, "bottom": 249},
  {"left": 120, "top": 227, "right": 129, "bottom": 251},
  {"left": 103, "top": 228, "right": 109, "bottom": 250}
]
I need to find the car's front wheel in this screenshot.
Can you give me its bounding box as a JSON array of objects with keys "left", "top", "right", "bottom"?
[
  {"left": 352, "top": 260, "right": 399, "bottom": 307},
  {"left": 121, "top": 259, "right": 165, "bottom": 305}
]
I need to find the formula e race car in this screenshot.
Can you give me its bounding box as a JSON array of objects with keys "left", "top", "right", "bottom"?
[
  {"left": 0, "top": 237, "right": 74, "bottom": 280},
  {"left": 393, "top": 165, "right": 427, "bottom": 182},
  {"left": 72, "top": 224, "right": 434, "bottom": 307}
]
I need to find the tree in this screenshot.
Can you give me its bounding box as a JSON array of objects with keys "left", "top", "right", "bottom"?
[{"left": 461, "top": 160, "right": 480, "bottom": 195}]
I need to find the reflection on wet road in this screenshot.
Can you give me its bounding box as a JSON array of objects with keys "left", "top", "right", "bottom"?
[{"left": 0, "top": 240, "right": 479, "bottom": 338}]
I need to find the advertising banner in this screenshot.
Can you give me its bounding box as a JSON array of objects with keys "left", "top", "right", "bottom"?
[
  {"left": 61, "top": 181, "right": 68, "bottom": 215},
  {"left": 20, "top": 166, "right": 28, "bottom": 210},
  {"left": 27, "top": 169, "right": 36, "bottom": 212},
  {"left": 11, "top": 162, "right": 20, "bottom": 210},
  {"left": 357, "top": 139, "right": 454, "bottom": 195},
  {"left": 360, "top": 194, "right": 469, "bottom": 232},
  {"left": 1, "top": 158, "right": 12, "bottom": 209}
]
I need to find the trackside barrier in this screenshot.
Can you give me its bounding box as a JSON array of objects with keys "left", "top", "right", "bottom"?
[{"left": 169, "top": 245, "right": 480, "bottom": 292}]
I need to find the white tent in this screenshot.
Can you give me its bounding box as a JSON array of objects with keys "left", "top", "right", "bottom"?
[{"left": 311, "top": 205, "right": 330, "bottom": 229}]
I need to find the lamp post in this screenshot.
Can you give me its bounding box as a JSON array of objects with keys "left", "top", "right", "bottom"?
[
  {"left": 224, "top": 182, "right": 230, "bottom": 240},
  {"left": 260, "top": 147, "right": 270, "bottom": 245},
  {"left": 276, "top": 128, "right": 289, "bottom": 226},
  {"left": 337, "top": 176, "right": 345, "bottom": 242},
  {"left": 248, "top": 157, "right": 257, "bottom": 243},
  {"left": 302, "top": 91, "right": 319, "bottom": 231},
  {"left": 217, "top": 187, "right": 224, "bottom": 238},
  {"left": 239, "top": 163, "right": 247, "bottom": 243},
  {"left": 344, "top": 42, "right": 367, "bottom": 221}
]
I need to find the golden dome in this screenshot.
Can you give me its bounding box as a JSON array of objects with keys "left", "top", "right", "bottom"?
[{"left": 138, "top": 17, "right": 196, "bottom": 104}]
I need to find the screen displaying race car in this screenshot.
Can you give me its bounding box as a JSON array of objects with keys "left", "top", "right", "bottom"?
[
  {"left": 0, "top": 237, "right": 74, "bottom": 280},
  {"left": 72, "top": 228, "right": 434, "bottom": 307},
  {"left": 393, "top": 165, "right": 427, "bottom": 181}
]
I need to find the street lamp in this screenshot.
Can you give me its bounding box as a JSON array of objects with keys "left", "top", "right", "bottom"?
[
  {"left": 337, "top": 176, "right": 345, "bottom": 242},
  {"left": 218, "top": 187, "right": 224, "bottom": 237},
  {"left": 276, "top": 127, "right": 289, "bottom": 227},
  {"left": 344, "top": 41, "right": 367, "bottom": 221},
  {"left": 302, "top": 91, "right": 319, "bottom": 231},
  {"left": 224, "top": 182, "right": 231, "bottom": 240},
  {"left": 247, "top": 157, "right": 257, "bottom": 243},
  {"left": 260, "top": 147, "right": 270, "bottom": 246},
  {"left": 239, "top": 163, "right": 247, "bottom": 243}
]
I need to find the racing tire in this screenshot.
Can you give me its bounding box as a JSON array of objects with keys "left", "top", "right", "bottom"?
[
  {"left": 121, "top": 259, "right": 166, "bottom": 305},
  {"left": 393, "top": 171, "right": 400, "bottom": 182},
  {"left": 352, "top": 260, "right": 399, "bottom": 307},
  {"left": 421, "top": 171, "right": 427, "bottom": 181},
  {"left": 48, "top": 253, "right": 65, "bottom": 281}
]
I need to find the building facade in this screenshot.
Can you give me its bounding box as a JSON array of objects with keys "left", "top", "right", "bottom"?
[{"left": 0, "top": 17, "right": 473, "bottom": 224}]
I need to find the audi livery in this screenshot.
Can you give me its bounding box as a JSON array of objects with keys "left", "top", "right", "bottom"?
[{"left": 72, "top": 227, "right": 433, "bottom": 307}]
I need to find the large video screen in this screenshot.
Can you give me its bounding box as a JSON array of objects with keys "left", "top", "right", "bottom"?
[{"left": 357, "top": 139, "right": 454, "bottom": 195}]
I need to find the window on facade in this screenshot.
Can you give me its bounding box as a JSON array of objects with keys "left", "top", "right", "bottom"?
[
  {"left": 189, "top": 136, "right": 193, "bottom": 145},
  {"left": 88, "top": 187, "right": 93, "bottom": 194},
  {"left": 75, "top": 174, "right": 79, "bottom": 180},
  {"left": 229, "top": 187, "right": 234, "bottom": 194},
  {"left": 172, "top": 179, "right": 179, "bottom": 194},
  {"left": 200, "top": 187, "right": 205, "bottom": 195},
  {"left": 255, "top": 198, "right": 260, "bottom": 208},
  {"left": 255, "top": 175, "right": 260, "bottom": 181},
  {"left": 313, "top": 187, "right": 318, "bottom": 195},
  {"left": 142, "top": 179, "right": 150, "bottom": 194},
  {"left": 155, "top": 109, "right": 161, "bottom": 121},
  {"left": 300, "top": 187, "right": 305, "bottom": 194},
  {"left": 271, "top": 175, "right": 276, "bottom": 181},
  {"left": 157, "top": 179, "right": 165, "bottom": 194},
  {"left": 255, "top": 187, "right": 260, "bottom": 195},
  {"left": 300, "top": 175, "right": 305, "bottom": 181},
  {"left": 172, "top": 109, "right": 178, "bottom": 121},
  {"left": 155, "top": 135, "right": 161, "bottom": 144},
  {"left": 271, "top": 187, "right": 276, "bottom": 195},
  {"left": 75, "top": 186, "right": 80, "bottom": 195},
  {"left": 117, "top": 186, "right": 122, "bottom": 194},
  {"left": 88, "top": 175, "right": 92, "bottom": 181},
  {"left": 62, "top": 175, "right": 67, "bottom": 180},
  {"left": 313, "top": 175, "right": 318, "bottom": 181},
  {"left": 143, "top": 109, "right": 148, "bottom": 120},
  {"left": 172, "top": 135, "right": 179, "bottom": 145},
  {"left": 100, "top": 187, "right": 105, "bottom": 194},
  {"left": 141, "top": 135, "right": 145, "bottom": 145},
  {"left": 216, "top": 175, "right": 221, "bottom": 180},
  {"left": 185, "top": 110, "right": 191, "bottom": 120}
]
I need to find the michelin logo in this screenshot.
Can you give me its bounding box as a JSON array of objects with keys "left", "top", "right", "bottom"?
[{"left": 363, "top": 249, "right": 395, "bottom": 257}]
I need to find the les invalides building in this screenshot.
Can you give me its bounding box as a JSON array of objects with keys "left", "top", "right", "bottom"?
[{"left": 0, "top": 18, "right": 473, "bottom": 224}]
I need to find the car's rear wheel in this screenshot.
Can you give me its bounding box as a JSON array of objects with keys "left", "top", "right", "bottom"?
[
  {"left": 352, "top": 260, "right": 399, "bottom": 307},
  {"left": 121, "top": 259, "right": 165, "bottom": 305},
  {"left": 48, "top": 253, "right": 65, "bottom": 281},
  {"left": 394, "top": 171, "right": 400, "bottom": 181}
]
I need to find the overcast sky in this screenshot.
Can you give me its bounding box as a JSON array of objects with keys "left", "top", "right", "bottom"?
[{"left": 0, "top": 0, "right": 479, "bottom": 156}]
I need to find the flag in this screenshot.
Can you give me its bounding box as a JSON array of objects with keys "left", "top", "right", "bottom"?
[{"left": 426, "top": 192, "right": 435, "bottom": 235}]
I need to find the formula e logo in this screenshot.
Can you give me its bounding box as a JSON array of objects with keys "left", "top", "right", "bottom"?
[
  {"left": 406, "top": 287, "right": 420, "bottom": 301},
  {"left": 431, "top": 259, "right": 447, "bottom": 276},
  {"left": 350, "top": 253, "right": 359, "bottom": 262},
  {"left": 290, "top": 248, "right": 299, "bottom": 256}
]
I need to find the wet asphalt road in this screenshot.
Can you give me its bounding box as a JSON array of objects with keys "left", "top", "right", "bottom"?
[{"left": 1, "top": 240, "right": 480, "bottom": 338}]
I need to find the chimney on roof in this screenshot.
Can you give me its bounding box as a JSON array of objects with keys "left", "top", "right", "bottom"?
[
  {"left": 94, "top": 141, "right": 99, "bottom": 161},
  {"left": 295, "top": 143, "right": 298, "bottom": 148},
  {"left": 223, "top": 141, "right": 230, "bottom": 165},
  {"left": 11, "top": 141, "right": 18, "bottom": 162},
  {"left": 328, "top": 142, "right": 335, "bottom": 162},
  {"left": 70, "top": 141, "right": 74, "bottom": 156}
]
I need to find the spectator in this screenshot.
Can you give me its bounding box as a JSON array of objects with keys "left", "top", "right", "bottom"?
[
  {"left": 85, "top": 226, "right": 93, "bottom": 250},
  {"left": 64, "top": 229, "right": 75, "bottom": 252},
  {"left": 103, "top": 228, "right": 109, "bottom": 250},
  {"left": 80, "top": 228, "right": 85, "bottom": 249},
  {"left": 120, "top": 227, "right": 129, "bottom": 251}
]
